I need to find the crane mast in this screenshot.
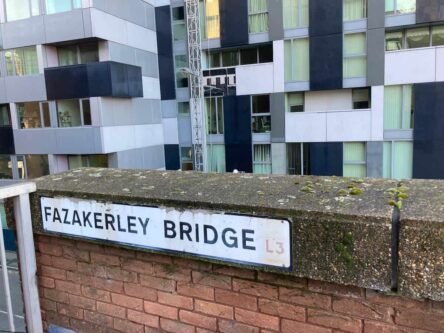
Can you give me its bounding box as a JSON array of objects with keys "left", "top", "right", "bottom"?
[{"left": 185, "top": 0, "right": 206, "bottom": 172}]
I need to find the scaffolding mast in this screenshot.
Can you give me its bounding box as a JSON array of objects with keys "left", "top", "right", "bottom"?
[{"left": 185, "top": 0, "right": 206, "bottom": 172}]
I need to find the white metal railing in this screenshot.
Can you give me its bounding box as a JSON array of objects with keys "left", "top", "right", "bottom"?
[{"left": 0, "top": 181, "right": 42, "bottom": 333}]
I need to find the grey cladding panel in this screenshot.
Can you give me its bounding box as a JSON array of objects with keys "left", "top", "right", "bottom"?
[
  {"left": 368, "top": 0, "right": 385, "bottom": 29},
  {"left": 268, "top": 0, "right": 284, "bottom": 40},
  {"left": 5, "top": 75, "right": 47, "bottom": 103},
  {"left": 44, "top": 9, "right": 90, "bottom": 44},
  {"left": 366, "top": 142, "right": 383, "bottom": 178},
  {"left": 93, "top": 0, "right": 151, "bottom": 29},
  {"left": 2, "top": 16, "right": 45, "bottom": 49},
  {"left": 416, "top": 0, "right": 444, "bottom": 23},
  {"left": 270, "top": 93, "right": 285, "bottom": 143},
  {"left": 367, "top": 28, "right": 385, "bottom": 86}
]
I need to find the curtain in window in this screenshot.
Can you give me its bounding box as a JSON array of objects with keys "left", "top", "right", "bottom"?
[
  {"left": 344, "top": 33, "right": 367, "bottom": 78},
  {"left": 58, "top": 46, "right": 78, "bottom": 66},
  {"left": 249, "top": 0, "right": 268, "bottom": 33},
  {"left": 253, "top": 145, "right": 272, "bottom": 174},
  {"left": 207, "top": 145, "right": 226, "bottom": 173},
  {"left": 285, "top": 39, "right": 309, "bottom": 81},
  {"left": 406, "top": 27, "right": 430, "bottom": 48},
  {"left": 344, "top": 0, "right": 367, "bottom": 21},
  {"left": 5, "top": 0, "right": 30, "bottom": 21},
  {"left": 283, "top": 0, "right": 309, "bottom": 29},
  {"left": 383, "top": 142, "right": 392, "bottom": 178},
  {"left": 21, "top": 47, "right": 38, "bottom": 75},
  {"left": 393, "top": 141, "right": 413, "bottom": 180},
  {"left": 384, "top": 86, "right": 402, "bottom": 129},
  {"left": 206, "top": 98, "right": 218, "bottom": 134},
  {"left": 287, "top": 93, "right": 304, "bottom": 112},
  {"left": 402, "top": 85, "right": 413, "bottom": 129},
  {"left": 432, "top": 26, "right": 444, "bottom": 46},
  {"left": 343, "top": 143, "right": 366, "bottom": 177},
  {"left": 397, "top": 0, "right": 416, "bottom": 13},
  {"left": 386, "top": 31, "right": 403, "bottom": 51},
  {"left": 203, "top": 0, "right": 220, "bottom": 39}
]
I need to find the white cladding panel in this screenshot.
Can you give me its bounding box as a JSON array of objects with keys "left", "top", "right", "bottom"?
[
  {"left": 285, "top": 112, "right": 327, "bottom": 142},
  {"left": 162, "top": 118, "right": 179, "bottom": 145},
  {"left": 326, "top": 111, "right": 371, "bottom": 142},
  {"left": 143, "top": 77, "right": 161, "bottom": 100},
  {"left": 236, "top": 63, "right": 274, "bottom": 95},
  {"left": 305, "top": 90, "right": 352, "bottom": 112},
  {"left": 273, "top": 40, "right": 285, "bottom": 93}
]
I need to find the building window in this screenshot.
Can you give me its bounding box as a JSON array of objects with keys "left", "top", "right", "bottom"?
[
  {"left": 253, "top": 144, "right": 272, "bottom": 174},
  {"left": 57, "top": 99, "right": 91, "bottom": 127},
  {"left": 248, "top": 0, "right": 269, "bottom": 33},
  {"left": 386, "top": 31, "right": 404, "bottom": 51},
  {"left": 286, "top": 92, "right": 304, "bottom": 112},
  {"left": 180, "top": 147, "right": 193, "bottom": 170},
  {"left": 383, "top": 141, "right": 413, "bottom": 180},
  {"left": 45, "top": 0, "right": 81, "bottom": 15},
  {"left": 344, "top": 0, "right": 367, "bottom": 21},
  {"left": 252, "top": 95, "right": 271, "bottom": 133},
  {"left": 344, "top": 33, "right": 367, "bottom": 78},
  {"left": 4, "top": 0, "right": 39, "bottom": 21},
  {"left": 352, "top": 88, "right": 371, "bottom": 109},
  {"left": 406, "top": 27, "right": 430, "bottom": 48},
  {"left": 284, "top": 38, "right": 309, "bottom": 82},
  {"left": 0, "top": 105, "right": 11, "bottom": 126},
  {"left": 57, "top": 42, "right": 99, "bottom": 66},
  {"left": 172, "top": 6, "right": 186, "bottom": 41},
  {"left": 17, "top": 155, "right": 50, "bottom": 179},
  {"left": 5, "top": 47, "right": 39, "bottom": 76},
  {"left": 385, "top": 0, "right": 416, "bottom": 14},
  {"left": 68, "top": 155, "right": 108, "bottom": 170},
  {"left": 207, "top": 144, "right": 226, "bottom": 173},
  {"left": 205, "top": 97, "right": 224, "bottom": 135},
  {"left": 199, "top": 0, "right": 220, "bottom": 39},
  {"left": 386, "top": 26, "right": 444, "bottom": 51},
  {"left": 384, "top": 85, "right": 413, "bottom": 130},
  {"left": 283, "top": 0, "right": 309, "bottom": 29},
  {"left": 0, "top": 156, "right": 12, "bottom": 179},
  {"left": 432, "top": 26, "right": 444, "bottom": 46},
  {"left": 17, "top": 102, "right": 50, "bottom": 129},
  {"left": 175, "top": 55, "right": 189, "bottom": 88},
  {"left": 287, "top": 143, "right": 310, "bottom": 175},
  {"left": 343, "top": 142, "right": 367, "bottom": 177},
  {"left": 178, "top": 102, "right": 190, "bottom": 116},
  {"left": 205, "top": 44, "right": 273, "bottom": 69}
]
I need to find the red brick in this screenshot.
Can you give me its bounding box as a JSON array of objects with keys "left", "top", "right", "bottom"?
[
  {"left": 68, "top": 294, "right": 96, "bottom": 311},
  {"left": 258, "top": 272, "right": 307, "bottom": 289},
  {"left": 140, "top": 275, "right": 176, "bottom": 292},
  {"left": 38, "top": 242, "right": 63, "bottom": 256},
  {"left": 128, "top": 309, "right": 159, "bottom": 328},
  {"left": 84, "top": 309, "right": 114, "bottom": 328},
  {"left": 63, "top": 246, "right": 90, "bottom": 262},
  {"left": 192, "top": 271, "right": 232, "bottom": 289},
  {"left": 70, "top": 319, "right": 100, "bottom": 333},
  {"left": 432, "top": 300, "right": 444, "bottom": 312},
  {"left": 218, "top": 319, "right": 259, "bottom": 333},
  {"left": 114, "top": 317, "right": 144, "bottom": 333},
  {"left": 106, "top": 266, "right": 138, "bottom": 283},
  {"left": 111, "top": 293, "right": 143, "bottom": 311},
  {"left": 36, "top": 253, "right": 52, "bottom": 266},
  {"left": 121, "top": 258, "right": 154, "bottom": 275},
  {"left": 282, "top": 319, "right": 331, "bottom": 333},
  {"left": 178, "top": 282, "right": 214, "bottom": 300},
  {"left": 105, "top": 246, "right": 135, "bottom": 259},
  {"left": 67, "top": 272, "right": 124, "bottom": 293},
  {"left": 124, "top": 283, "right": 157, "bottom": 301},
  {"left": 179, "top": 310, "right": 217, "bottom": 331},
  {"left": 154, "top": 263, "right": 191, "bottom": 282},
  {"left": 97, "top": 301, "right": 126, "bottom": 319},
  {"left": 51, "top": 237, "right": 76, "bottom": 247},
  {"left": 160, "top": 318, "right": 195, "bottom": 333},
  {"left": 144, "top": 300, "right": 178, "bottom": 319},
  {"left": 38, "top": 276, "right": 55, "bottom": 289},
  {"left": 309, "top": 280, "right": 363, "bottom": 298},
  {"left": 82, "top": 286, "right": 111, "bottom": 302},
  {"left": 196, "top": 328, "right": 215, "bottom": 333},
  {"left": 91, "top": 252, "right": 120, "bottom": 266},
  {"left": 44, "top": 288, "right": 69, "bottom": 304},
  {"left": 213, "top": 265, "right": 256, "bottom": 280},
  {"left": 333, "top": 298, "right": 394, "bottom": 322},
  {"left": 158, "top": 291, "right": 193, "bottom": 309},
  {"left": 55, "top": 280, "right": 81, "bottom": 296},
  {"left": 40, "top": 299, "right": 57, "bottom": 312},
  {"left": 259, "top": 298, "right": 305, "bottom": 321},
  {"left": 365, "top": 290, "right": 428, "bottom": 310},
  {"left": 174, "top": 257, "right": 212, "bottom": 271},
  {"left": 56, "top": 303, "right": 83, "bottom": 319},
  {"left": 308, "top": 309, "right": 362, "bottom": 333},
  {"left": 45, "top": 310, "right": 70, "bottom": 327},
  {"left": 145, "top": 327, "right": 164, "bottom": 333},
  {"left": 195, "top": 299, "right": 233, "bottom": 319},
  {"left": 364, "top": 321, "right": 431, "bottom": 333},
  {"left": 233, "top": 279, "right": 278, "bottom": 300},
  {"left": 137, "top": 251, "right": 173, "bottom": 264},
  {"left": 215, "top": 289, "right": 257, "bottom": 311},
  {"left": 235, "top": 308, "right": 279, "bottom": 331},
  {"left": 395, "top": 309, "right": 444, "bottom": 332},
  {"left": 77, "top": 262, "right": 107, "bottom": 277},
  {"left": 51, "top": 256, "right": 77, "bottom": 271},
  {"left": 280, "top": 287, "right": 331, "bottom": 310},
  {"left": 40, "top": 265, "right": 66, "bottom": 280},
  {"left": 77, "top": 241, "right": 104, "bottom": 253}
]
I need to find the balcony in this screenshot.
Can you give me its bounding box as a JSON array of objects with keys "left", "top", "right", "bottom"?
[
  {"left": 0, "top": 126, "right": 14, "bottom": 154},
  {"left": 44, "top": 61, "right": 143, "bottom": 100}
]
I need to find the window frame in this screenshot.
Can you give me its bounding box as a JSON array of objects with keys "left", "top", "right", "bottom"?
[
  {"left": 4, "top": 0, "right": 40, "bottom": 22},
  {"left": 16, "top": 101, "right": 50, "bottom": 129},
  {"left": 343, "top": 32, "right": 368, "bottom": 79},
  {"left": 205, "top": 44, "right": 273, "bottom": 69},
  {"left": 57, "top": 42, "right": 99, "bottom": 66},
  {"left": 44, "top": 0, "right": 81, "bottom": 15},
  {"left": 248, "top": 0, "right": 269, "bottom": 34},
  {"left": 343, "top": 0, "right": 368, "bottom": 22},
  {"left": 199, "top": 0, "right": 220, "bottom": 40},
  {"left": 205, "top": 96, "right": 224, "bottom": 135},
  {"left": 171, "top": 5, "right": 187, "bottom": 42},
  {"left": 384, "top": 84, "right": 414, "bottom": 130},
  {"left": 252, "top": 144, "right": 272, "bottom": 174},
  {"left": 284, "top": 37, "right": 310, "bottom": 82},
  {"left": 251, "top": 95, "right": 271, "bottom": 134},
  {"left": 180, "top": 146, "right": 194, "bottom": 171},
  {"left": 383, "top": 140, "right": 413, "bottom": 179},
  {"left": 385, "top": 0, "right": 416, "bottom": 15},
  {"left": 56, "top": 98, "right": 91, "bottom": 128},
  {"left": 283, "top": 0, "right": 309, "bottom": 29},
  {"left": 343, "top": 142, "right": 367, "bottom": 177},
  {"left": 4, "top": 46, "right": 39, "bottom": 77},
  {"left": 386, "top": 25, "right": 444, "bottom": 51},
  {"left": 287, "top": 142, "right": 310, "bottom": 175},
  {"left": 286, "top": 92, "right": 305, "bottom": 112}
]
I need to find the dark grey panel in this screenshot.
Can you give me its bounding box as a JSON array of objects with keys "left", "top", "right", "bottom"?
[
  {"left": 413, "top": 82, "right": 444, "bottom": 179},
  {"left": 309, "top": 0, "right": 342, "bottom": 37},
  {"left": 268, "top": 0, "right": 284, "bottom": 40},
  {"left": 367, "top": 28, "right": 385, "bottom": 86},
  {"left": 368, "top": 0, "right": 385, "bottom": 29},
  {"left": 416, "top": 0, "right": 444, "bottom": 23},
  {"left": 309, "top": 142, "right": 343, "bottom": 176},
  {"left": 367, "top": 142, "right": 383, "bottom": 178},
  {"left": 0, "top": 126, "right": 14, "bottom": 154},
  {"left": 164, "top": 145, "right": 181, "bottom": 170},
  {"left": 220, "top": 0, "right": 249, "bottom": 47},
  {"left": 156, "top": 6, "right": 176, "bottom": 100},
  {"left": 310, "top": 34, "right": 343, "bottom": 91},
  {"left": 270, "top": 93, "right": 285, "bottom": 143}
]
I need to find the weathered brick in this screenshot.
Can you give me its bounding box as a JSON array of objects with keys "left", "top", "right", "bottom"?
[
  {"left": 160, "top": 318, "right": 195, "bottom": 333},
  {"left": 97, "top": 301, "right": 126, "bottom": 319},
  {"left": 106, "top": 266, "right": 138, "bottom": 283},
  {"left": 111, "top": 293, "right": 144, "bottom": 311},
  {"left": 215, "top": 289, "right": 258, "bottom": 311},
  {"left": 44, "top": 288, "right": 69, "bottom": 304},
  {"left": 124, "top": 283, "right": 157, "bottom": 301},
  {"left": 258, "top": 272, "right": 307, "bottom": 289},
  {"left": 77, "top": 262, "right": 107, "bottom": 277},
  {"left": 213, "top": 265, "right": 256, "bottom": 280},
  {"left": 308, "top": 309, "right": 362, "bottom": 333},
  {"left": 195, "top": 299, "right": 233, "bottom": 319},
  {"left": 179, "top": 310, "right": 217, "bottom": 331},
  {"left": 432, "top": 300, "right": 444, "bottom": 312},
  {"left": 51, "top": 237, "right": 76, "bottom": 247},
  {"left": 82, "top": 286, "right": 111, "bottom": 302},
  {"left": 121, "top": 258, "right": 154, "bottom": 275},
  {"left": 69, "top": 294, "right": 96, "bottom": 311},
  {"left": 280, "top": 287, "right": 331, "bottom": 310},
  {"left": 364, "top": 320, "right": 430, "bottom": 333},
  {"left": 38, "top": 276, "right": 55, "bottom": 289},
  {"left": 91, "top": 252, "right": 121, "bottom": 266},
  {"left": 84, "top": 309, "right": 114, "bottom": 328},
  {"left": 105, "top": 246, "right": 135, "bottom": 259},
  {"left": 114, "top": 317, "right": 144, "bottom": 333},
  {"left": 127, "top": 309, "right": 159, "bottom": 328},
  {"left": 140, "top": 275, "right": 176, "bottom": 292},
  {"left": 77, "top": 242, "right": 104, "bottom": 253},
  {"left": 63, "top": 246, "right": 90, "bottom": 262},
  {"left": 233, "top": 279, "right": 278, "bottom": 299},
  {"left": 38, "top": 242, "right": 63, "bottom": 256},
  {"left": 259, "top": 298, "right": 305, "bottom": 321},
  {"left": 40, "top": 265, "right": 66, "bottom": 280},
  {"left": 51, "top": 256, "right": 77, "bottom": 271},
  {"left": 70, "top": 319, "right": 100, "bottom": 333},
  {"left": 158, "top": 291, "right": 193, "bottom": 309},
  {"left": 174, "top": 257, "right": 212, "bottom": 271},
  {"left": 144, "top": 300, "right": 178, "bottom": 319},
  {"left": 309, "top": 280, "right": 363, "bottom": 298},
  {"left": 396, "top": 309, "right": 444, "bottom": 332},
  {"left": 235, "top": 308, "right": 279, "bottom": 331},
  {"left": 57, "top": 303, "right": 84, "bottom": 320},
  {"left": 333, "top": 298, "right": 394, "bottom": 322},
  {"left": 365, "top": 290, "right": 428, "bottom": 310},
  {"left": 192, "top": 271, "right": 232, "bottom": 289},
  {"left": 36, "top": 253, "right": 52, "bottom": 266},
  {"left": 45, "top": 310, "right": 70, "bottom": 328},
  {"left": 67, "top": 272, "right": 124, "bottom": 293},
  {"left": 40, "top": 299, "right": 57, "bottom": 312},
  {"left": 137, "top": 251, "right": 173, "bottom": 264},
  {"left": 154, "top": 263, "right": 191, "bottom": 282},
  {"left": 145, "top": 327, "right": 164, "bottom": 333},
  {"left": 55, "top": 280, "right": 81, "bottom": 296},
  {"left": 177, "top": 282, "right": 214, "bottom": 300},
  {"left": 282, "top": 319, "right": 331, "bottom": 333},
  {"left": 218, "top": 319, "right": 259, "bottom": 333}
]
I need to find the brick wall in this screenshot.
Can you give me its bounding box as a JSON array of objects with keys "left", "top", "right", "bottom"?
[{"left": 35, "top": 235, "right": 444, "bottom": 333}]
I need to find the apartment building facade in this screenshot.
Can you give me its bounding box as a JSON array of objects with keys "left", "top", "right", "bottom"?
[{"left": 159, "top": 0, "right": 444, "bottom": 180}]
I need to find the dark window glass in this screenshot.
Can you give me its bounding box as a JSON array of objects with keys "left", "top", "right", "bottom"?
[
  {"left": 79, "top": 42, "right": 99, "bottom": 64},
  {"left": 287, "top": 143, "right": 310, "bottom": 175},
  {"left": 352, "top": 88, "right": 371, "bottom": 109},
  {"left": 258, "top": 44, "right": 273, "bottom": 63},
  {"left": 252, "top": 95, "right": 270, "bottom": 114},
  {"left": 209, "top": 52, "right": 221, "bottom": 67},
  {"left": 222, "top": 50, "right": 238, "bottom": 67},
  {"left": 252, "top": 115, "right": 271, "bottom": 133},
  {"left": 82, "top": 100, "right": 92, "bottom": 125},
  {"left": 0, "top": 105, "right": 11, "bottom": 126},
  {"left": 240, "top": 48, "right": 257, "bottom": 65},
  {"left": 172, "top": 6, "right": 185, "bottom": 21}
]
